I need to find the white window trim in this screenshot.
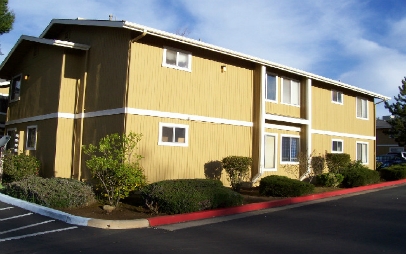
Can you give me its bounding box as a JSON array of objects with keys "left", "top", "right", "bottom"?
[
  {"left": 158, "top": 122, "right": 189, "bottom": 147},
  {"left": 264, "top": 133, "right": 278, "bottom": 171},
  {"left": 331, "top": 90, "right": 343, "bottom": 105},
  {"left": 331, "top": 139, "right": 343, "bottom": 153},
  {"left": 280, "top": 134, "right": 300, "bottom": 164},
  {"left": 265, "top": 73, "right": 278, "bottom": 103},
  {"left": 356, "top": 97, "right": 368, "bottom": 120},
  {"left": 9, "top": 74, "right": 22, "bottom": 102},
  {"left": 280, "top": 77, "right": 300, "bottom": 107},
  {"left": 356, "top": 141, "right": 369, "bottom": 164},
  {"left": 26, "top": 125, "right": 37, "bottom": 150},
  {"left": 162, "top": 46, "right": 192, "bottom": 72}
]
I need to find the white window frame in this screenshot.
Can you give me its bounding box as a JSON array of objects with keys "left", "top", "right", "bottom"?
[
  {"left": 331, "top": 139, "right": 343, "bottom": 153},
  {"left": 356, "top": 141, "right": 368, "bottom": 164},
  {"left": 264, "top": 133, "right": 278, "bottom": 171},
  {"left": 26, "top": 125, "right": 37, "bottom": 150},
  {"left": 331, "top": 90, "right": 343, "bottom": 104},
  {"left": 265, "top": 73, "right": 278, "bottom": 103},
  {"left": 162, "top": 46, "right": 192, "bottom": 72},
  {"left": 6, "top": 128, "right": 17, "bottom": 152},
  {"left": 281, "top": 77, "right": 300, "bottom": 106},
  {"left": 356, "top": 97, "right": 368, "bottom": 120},
  {"left": 280, "top": 135, "right": 300, "bottom": 164},
  {"left": 9, "top": 74, "right": 22, "bottom": 102},
  {"left": 158, "top": 122, "right": 189, "bottom": 147}
]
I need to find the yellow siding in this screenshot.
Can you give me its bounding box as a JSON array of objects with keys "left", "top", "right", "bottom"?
[
  {"left": 54, "top": 118, "right": 75, "bottom": 178},
  {"left": 311, "top": 82, "right": 375, "bottom": 136},
  {"left": 128, "top": 38, "right": 254, "bottom": 122},
  {"left": 125, "top": 114, "right": 252, "bottom": 185}
]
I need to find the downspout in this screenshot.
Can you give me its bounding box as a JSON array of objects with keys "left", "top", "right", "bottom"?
[
  {"left": 251, "top": 65, "right": 266, "bottom": 184},
  {"left": 124, "top": 29, "right": 147, "bottom": 133},
  {"left": 300, "top": 78, "right": 312, "bottom": 181}
]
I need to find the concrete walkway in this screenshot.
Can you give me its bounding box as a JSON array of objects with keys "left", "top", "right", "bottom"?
[{"left": 1, "top": 179, "right": 406, "bottom": 230}]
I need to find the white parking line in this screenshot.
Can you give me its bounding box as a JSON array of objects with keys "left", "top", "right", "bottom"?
[
  {"left": 0, "top": 226, "right": 78, "bottom": 242},
  {"left": 0, "top": 220, "right": 55, "bottom": 235},
  {"left": 0, "top": 207, "right": 13, "bottom": 211},
  {"left": 0, "top": 213, "right": 33, "bottom": 221}
]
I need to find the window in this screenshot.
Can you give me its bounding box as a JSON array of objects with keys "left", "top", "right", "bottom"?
[
  {"left": 162, "top": 47, "right": 192, "bottom": 71},
  {"left": 6, "top": 128, "right": 17, "bottom": 152},
  {"left": 281, "top": 136, "right": 299, "bottom": 162},
  {"left": 356, "top": 142, "right": 368, "bottom": 164},
  {"left": 264, "top": 134, "right": 277, "bottom": 170},
  {"left": 356, "top": 97, "right": 368, "bottom": 119},
  {"left": 26, "top": 126, "right": 37, "bottom": 150},
  {"left": 332, "top": 140, "right": 343, "bottom": 153},
  {"left": 158, "top": 123, "right": 188, "bottom": 147},
  {"left": 10, "top": 74, "right": 22, "bottom": 102},
  {"left": 266, "top": 73, "right": 277, "bottom": 102},
  {"left": 332, "top": 90, "right": 343, "bottom": 104},
  {"left": 389, "top": 147, "right": 404, "bottom": 153},
  {"left": 282, "top": 78, "right": 300, "bottom": 106}
]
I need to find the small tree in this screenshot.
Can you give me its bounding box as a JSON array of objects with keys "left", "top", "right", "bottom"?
[
  {"left": 2, "top": 151, "right": 40, "bottom": 184},
  {"left": 83, "top": 132, "right": 147, "bottom": 207},
  {"left": 384, "top": 77, "right": 406, "bottom": 146},
  {"left": 221, "top": 156, "right": 252, "bottom": 192}
]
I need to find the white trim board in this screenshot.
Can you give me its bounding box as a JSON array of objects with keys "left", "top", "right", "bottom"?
[{"left": 312, "top": 129, "right": 375, "bottom": 141}]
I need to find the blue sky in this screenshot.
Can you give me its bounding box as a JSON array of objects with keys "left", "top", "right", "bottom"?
[{"left": 1, "top": 0, "right": 405, "bottom": 117}]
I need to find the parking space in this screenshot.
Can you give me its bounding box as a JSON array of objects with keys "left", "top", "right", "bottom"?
[{"left": 0, "top": 201, "right": 78, "bottom": 243}]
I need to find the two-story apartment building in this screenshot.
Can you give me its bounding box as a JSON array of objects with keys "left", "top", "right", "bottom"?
[{"left": 0, "top": 19, "right": 390, "bottom": 184}]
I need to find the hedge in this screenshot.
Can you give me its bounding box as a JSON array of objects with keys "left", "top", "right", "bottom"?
[{"left": 259, "top": 175, "right": 314, "bottom": 197}]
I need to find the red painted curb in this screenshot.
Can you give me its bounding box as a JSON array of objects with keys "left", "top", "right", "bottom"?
[{"left": 147, "top": 179, "right": 406, "bottom": 227}]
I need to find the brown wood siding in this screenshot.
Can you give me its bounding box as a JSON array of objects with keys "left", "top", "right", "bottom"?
[
  {"left": 311, "top": 81, "right": 375, "bottom": 136},
  {"left": 8, "top": 45, "right": 64, "bottom": 121},
  {"left": 66, "top": 27, "right": 130, "bottom": 112},
  {"left": 312, "top": 134, "right": 375, "bottom": 169},
  {"left": 125, "top": 114, "right": 252, "bottom": 185},
  {"left": 128, "top": 37, "right": 254, "bottom": 122}
]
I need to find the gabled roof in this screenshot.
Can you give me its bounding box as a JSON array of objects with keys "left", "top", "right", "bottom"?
[{"left": 0, "top": 35, "right": 90, "bottom": 79}]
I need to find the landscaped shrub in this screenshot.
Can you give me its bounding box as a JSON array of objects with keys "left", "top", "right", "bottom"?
[
  {"left": 140, "top": 179, "right": 243, "bottom": 215},
  {"left": 2, "top": 176, "right": 96, "bottom": 208},
  {"left": 325, "top": 153, "right": 351, "bottom": 174},
  {"left": 259, "top": 175, "right": 315, "bottom": 197},
  {"left": 315, "top": 173, "right": 344, "bottom": 187},
  {"left": 311, "top": 156, "right": 326, "bottom": 175},
  {"left": 2, "top": 151, "right": 40, "bottom": 184},
  {"left": 222, "top": 156, "right": 252, "bottom": 192},
  {"left": 340, "top": 161, "right": 380, "bottom": 188},
  {"left": 83, "top": 132, "right": 147, "bottom": 207},
  {"left": 379, "top": 164, "right": 406, "bottom": 181}
]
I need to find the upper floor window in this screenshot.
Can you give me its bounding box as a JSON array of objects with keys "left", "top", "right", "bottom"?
[
  {"left": 26, "top": 126, "right": 37, "bottom": 150},
  {"left": 10, "top": 74, "right": 22, "bottom": 102},
  {"left": 266, "top": 73, "right": 277, "bottom": 102},
  {"left": 162, "top": 47, "right": 192, "bottom": 72},
  {"left": 158, "top": 122, "right": 189, "bottom": 147},
  {"left": 282, "top": 78, "right": 300, "bottom": 106},
  {"left": 356, "top": 97, "right": 368, "bottom": 119},
  {"left": 332, "top": 139, "right": 343, "bottom": 153},
  {"left": 281, "top": 136, "right": 299, "bottom": 163},
  {"left": 356, "top": 142, "right": 368, "bottom": 164},
  {"left": 332, "top": 90, "right": 343, "bottom": 104}
]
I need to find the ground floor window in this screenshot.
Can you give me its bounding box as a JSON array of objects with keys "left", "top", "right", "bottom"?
[
  {"left": 356, "top": 142, "right": 368, "bottom": 164},
  {"left": 264, "top": 134, "right": 277, "bottom": 170},
  {"left": 281, "top": 136, "right": 299, "bottom": 162},
  {"left": 332, "top": 139, "right": 343, "bottom": 153},
  {"left": 158, "top": 123, "right": 189, "bottom": 147},
  {"left": 26, "top": 126, "right": 37, "bottom": 150}
]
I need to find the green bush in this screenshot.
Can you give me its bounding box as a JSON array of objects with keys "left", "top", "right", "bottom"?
[
  {"left": 83, "top": 132, "right": 147, "bottom": 207},
  {"left": 222, "top": 156, "right": 252, "bottom": 192},
  {"left": 2, "top": 151, "right": 40, "bottom": 184},
  {"left": 311, "top": 156, "right": 326, "bottom": 175},
  {"left": 2, "top": 176, "right": 96, "bottom": 208},
  {"left": 379, "top": 164, "right": 406, "bottom": 181},
  {"left": 140, "top": 179, "right": 243, "bottom": 215},
  {"left": 325, "top": 153, "right": 351, "bottom": 174},
  {"left": 259, "top": 175, "right": 315, "bottom": 197},
  {"left": 316, "top": 173, "right": 344, "bottom": 187},
  {"left": 340, "top": 161, "right": 380, "bottom": 188}
]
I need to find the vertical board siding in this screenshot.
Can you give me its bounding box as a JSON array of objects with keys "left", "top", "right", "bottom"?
[
  {"left": 125, "top": 114, "right": 252, "bottom": 185},
  {"left": 54, "top": 118, "right": 75, "bottom": 178},
  {"left": 311, "top": 83, "right": 375, "bottom": 136},
  {"left": 128, "top": 39, "right": 254, "bottom": 122}
]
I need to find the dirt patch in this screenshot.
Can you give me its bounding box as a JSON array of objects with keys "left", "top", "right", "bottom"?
[{"left": 58, "top": 187, "right": 340, "bottom": 220}]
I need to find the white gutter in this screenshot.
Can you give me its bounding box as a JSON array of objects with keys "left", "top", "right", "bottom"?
[{"left": 40, "top": 19, "right": 390, "bottom": 101}]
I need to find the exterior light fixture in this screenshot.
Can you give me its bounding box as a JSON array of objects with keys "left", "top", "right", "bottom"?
[
  {"left": 24, "top": 75, "right": 30, "bottom": 80},
  {"left": 221, "top": 65, "right": 227, "bottom": 73}
]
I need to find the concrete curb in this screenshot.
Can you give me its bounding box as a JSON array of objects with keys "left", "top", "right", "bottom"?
[{"left": 1, "top": 179, "right": 406, "bottom": 229}]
